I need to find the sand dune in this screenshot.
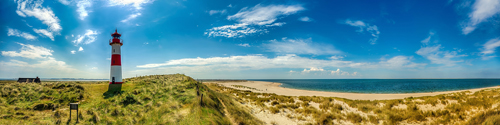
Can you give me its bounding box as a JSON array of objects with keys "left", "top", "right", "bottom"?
[{"left": 217, "top": 81, "right": 500, "bottom": 100}]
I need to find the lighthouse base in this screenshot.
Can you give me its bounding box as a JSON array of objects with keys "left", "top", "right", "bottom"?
[{"left": 107, "top": 84, "right": 122, "bottom": 93}]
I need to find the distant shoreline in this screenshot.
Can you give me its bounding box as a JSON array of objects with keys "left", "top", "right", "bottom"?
[{"left": 216, "top": 81, "right": 500, "bottom": 100}]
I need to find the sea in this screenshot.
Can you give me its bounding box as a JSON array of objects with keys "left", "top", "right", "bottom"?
[{"left": 250, "top": 79, "right": 500, "bottom": 94}]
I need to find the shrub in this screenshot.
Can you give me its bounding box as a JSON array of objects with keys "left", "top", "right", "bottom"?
[
  {"left": 270, "top": 107, "right": 280, "bottom": 114},
  {"left": 315, "top": 113, "right": 336, "bottom": 125},
  {"left": 271, "top": 101, "right": 279, "bottom": 106},
  {"left": 465, "top": 110, "right": 500, "bottom": 125},
  {"left": 368, "top": 115, "right": 378, "bottom": 124},
  {"left": 346, "top": 113, "right": 363, "bottom": 123},
  {"left": 483, "top": 114, "right": 500, "bottom": 125}
]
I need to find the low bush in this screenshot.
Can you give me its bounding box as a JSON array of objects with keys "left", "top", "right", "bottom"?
[{"left": 346, "top": 112, "right": 363, "bottom": 123}]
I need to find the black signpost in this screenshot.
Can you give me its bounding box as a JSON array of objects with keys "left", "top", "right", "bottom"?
[{"left": 69, "top": 103, "right": 79, "bottom": 123}]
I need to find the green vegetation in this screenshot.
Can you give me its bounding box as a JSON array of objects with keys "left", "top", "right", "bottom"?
[
  {"left": 0, "top": 74, "right": 261, "bottom": 125},
  {"left": 209, "top": 82, "right": 500, "bottom": 124},
  {"left": 231, "top": 85, "right": 262, "bottom": 91},
  {"left": 2, "top": 75, "right": 500, "bottom": 124}
]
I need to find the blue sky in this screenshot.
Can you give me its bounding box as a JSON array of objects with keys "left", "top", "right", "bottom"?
[{"left": 1, "top": 0, "right": 500, "bottom": 79}]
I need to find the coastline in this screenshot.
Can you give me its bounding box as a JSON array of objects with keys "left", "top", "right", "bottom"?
[{"left": 216, "top": 81, "right": 500, "bottom": 100}]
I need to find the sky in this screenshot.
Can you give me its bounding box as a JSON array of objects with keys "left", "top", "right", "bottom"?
[{"left": 1, "top": 0, "right": 500, "bottom": 79}]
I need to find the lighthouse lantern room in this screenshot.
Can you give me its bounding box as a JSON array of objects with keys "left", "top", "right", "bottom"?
[{"left": 109, "top": 29, "right": 123, "bottom": 84}]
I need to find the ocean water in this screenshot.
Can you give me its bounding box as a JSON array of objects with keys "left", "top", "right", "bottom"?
[{"left": 250, "top": 79, "right": 500, "bottom": 94}]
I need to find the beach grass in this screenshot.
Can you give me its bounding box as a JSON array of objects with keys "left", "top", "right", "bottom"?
[
  {"left": 208, "top": 83, "right": 500, "bottom": 124},
  {"left": 2, "top": 76, "right": 499, "bottom": 124},
  {"left": 0, "top": 74, "right": 261, "bottom": 125}
]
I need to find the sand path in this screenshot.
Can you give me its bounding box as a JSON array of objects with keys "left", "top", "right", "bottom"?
[{"left": 216, "top": 81, "right": 500, "bottom": 100}]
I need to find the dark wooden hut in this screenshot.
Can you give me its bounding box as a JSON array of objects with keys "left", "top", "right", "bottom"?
[{"left": 17, "top": 77, "right": 41, "bottom": 83}]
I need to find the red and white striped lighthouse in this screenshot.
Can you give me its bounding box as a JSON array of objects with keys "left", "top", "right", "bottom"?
[{"left": 109, "top": 29, "right": 123, "bottom": 84}]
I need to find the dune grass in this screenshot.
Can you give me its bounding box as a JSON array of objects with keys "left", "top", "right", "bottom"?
[
  {"left": 0, "top": 74, "right": 262, "bottom": 125},
  {"left": 209, "top": 83, "right": 500, "bottom": 125},
  {"left": 2, "top": 76, "right": 499, "bottom": 125}
]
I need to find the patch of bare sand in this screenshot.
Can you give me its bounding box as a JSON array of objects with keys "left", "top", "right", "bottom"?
[
  {"left": 392, "top": 104, "right": 407, "bottom": 110},
  {"left": 243, "top": 101, "right": 312, "bottom": 125},
  {"left": 417, "top": 104, "right": 446, "bottom": 111},
  {"left": 214, "top": 81, "right": 500, "bottom": 100}
]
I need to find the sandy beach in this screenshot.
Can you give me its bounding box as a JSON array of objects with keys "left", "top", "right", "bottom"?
[{"left": 216, "top": 81, "right": 500, "bottom": 100}]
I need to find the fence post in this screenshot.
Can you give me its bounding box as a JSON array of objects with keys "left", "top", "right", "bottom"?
[{"left": 200, "top": 94, "right": 203, "bottom": 106}]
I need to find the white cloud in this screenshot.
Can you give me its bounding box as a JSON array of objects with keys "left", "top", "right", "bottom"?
[
  {"left": 0, "top": 43, "right": 77, "bottom": 73},
  {"left": 0, "top": 57, "right": 77, "bottom": 73},
  {"left": 135, "top": 54, "right": 422, "bottom": 74},
  {"left": 121, "top": 13, "right": 142, "bottom": 22},
  {"left": 208, "top": 9, "right": 227, "bottom": 15},
  {"left": 58, "top": 0, "right": 71, "bottom": 5},
  {"left": 351, "top": 72, "right": 358, "bottom": 76},
  {"left": 330, "top": 69, "right": 341, "bottom": 75},
  {"left": 330, "top": 69, "right": 358, "bottom": 76},
  {"left": 415, "top": 32, "right": 465, "bottom": 66},
  {"left": 265, "top": 22, "right": 286, "bottom": 27},
  {"left": 72, "top": 30, "right": 98, "bottom": 45},
  {"left": 1, "top": 59, "right": 29, "bottom": 67},
  {"left": 343, "top": 19, "right": 380, "bottom": 45},
  {"left": 462, "top": 0, "right": 500, "bottom": 34},
  {"left": 479, "top": 38, "right": 500, "bottom": 60},
  {"left": 7, "top": 28, "right": 37, "bottom": 40},
  {"left": 227, "top": 4, "right": 304, "bottom": 25},
  {"left": 345, "top": 19, "right": 366, "bottom": 31},
  {"left": 237, "top": 43, "right": 250, "bottom": 47},
  {"left": 330, "top": 55, "right": 345, "bottom": 60},
  {"left": 300, "top": 68, "right": 358, "bottom": 76},
  {"left": 228, "top": 4, "right": 232, "bottom": 8},
  {"left": 78, "top": 47, "right": 84, "bottom": 51},
  {"left": 420, "top": 31, "right": 435, "bottom": 45},
  {"left": 77, "top": 0, "right": 92, "bottom": 20},
  {"left": 15, "top": 0, "right": 62, "bottom": 41},
  {"left": 302, "top": 67, "right": 325, "bottom": 73},
  {"left": 416, "top": 33, "right": 466, "bottom": 66},
  {"left": 206, "top": 4, "right": 305, "bottom": 38},
  {"left": 2, "top": 42, "right": 53, "bottom": 59},
  {"left": 205, "top": 23, "right": 263, "bottom": 38},
  {"left": 91, "top": 67, "right": 98, "bottom": 69},
  {"left": 379, "top": 56, "right": 426, "bottom": 69},
  {"left": 416, "top": 45, "right": 465, "bottom": 66},
  {"left": 70, "top": 50, "right": 76, "bottom": 54},
  {"left": 33, "top": 29, "right": 54, "bottom": 41},
  {"left": 137, "top": 54, "right": 358, "bottom": 69},
  {"left": 298, "top": 16, "right": 312, "bottom": 22},
  {"left": 108, "top": 0, "right": 153, "bottom": 10},
  {"left": 366, "top": 25, "right": 380, "bottom": 45},
  {"left": 263, "top": 38, "right": 341, "bottom": 55}
]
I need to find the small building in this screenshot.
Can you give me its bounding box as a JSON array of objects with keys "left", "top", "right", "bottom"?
[{"left": 17, "top": 77, "right": 41, "bottom": 83}]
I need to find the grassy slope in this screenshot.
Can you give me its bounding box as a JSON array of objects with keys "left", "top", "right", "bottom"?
[
  {"left": 208, "top": 83, "right": 500, "bottom": 125},
  {"left": 0, "top": 74, "right": 261, "bottom": 125}
]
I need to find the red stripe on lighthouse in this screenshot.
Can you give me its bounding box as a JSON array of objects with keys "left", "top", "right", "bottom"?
[{"left": 111, "top": 54, "right": 121, "bottom": 66}]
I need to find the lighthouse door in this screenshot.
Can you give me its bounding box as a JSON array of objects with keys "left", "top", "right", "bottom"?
[{"left": 112, "top": 77, "right": 115, "bottom": 84}]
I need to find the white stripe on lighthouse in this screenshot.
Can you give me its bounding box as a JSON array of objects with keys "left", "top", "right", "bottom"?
[
  {"left": 111, "top": 44, "right": 121, "bottom": 54},
  {"left": 110, "top": 66, "right": 122, "bottom": 82}
]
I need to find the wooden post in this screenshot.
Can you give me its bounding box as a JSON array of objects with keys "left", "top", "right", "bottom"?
[
  {"left": 69, "top": 103, "right": 78, "bottom": 123},
  {"left": 200, "top": 94, "right": 203, "bottom": 106}
]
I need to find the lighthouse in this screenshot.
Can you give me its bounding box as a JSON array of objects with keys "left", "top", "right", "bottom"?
[{"left": 109, "top": 29, "right": 123, "bottom": 84}]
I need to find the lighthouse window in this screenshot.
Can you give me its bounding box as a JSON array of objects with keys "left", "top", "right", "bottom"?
[
  {"left": 113, "top": 61, "right": 115, "bottom": 64},
  {"left": 113, "top": 49, "right": 115, "bottom": 52}
]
